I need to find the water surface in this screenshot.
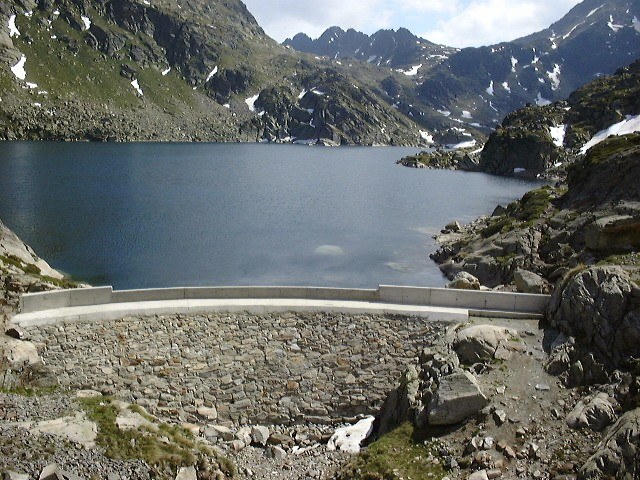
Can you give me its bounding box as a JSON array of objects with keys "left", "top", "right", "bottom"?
[{"left": 0, "top": 142, "right": 541, "bottom": 289}]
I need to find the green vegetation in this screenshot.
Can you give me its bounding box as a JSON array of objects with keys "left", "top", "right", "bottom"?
[
  {"left": 0, "top": 386, "right": 58, "bottom": 397},
  {"left": 336, "top": 423, "right": 448, "bottom": 480},
  {"left": 0, "top": 254, "right": 77, "bottom": 288},
  {"left": 480, "top": 186, "right": 554, "bottom": 238},
  {"left": 80, "top": 396, "right": 236, "bottom": 479},
  {"left": 583, "top": 134, "right": 640, "bottom": 165}
]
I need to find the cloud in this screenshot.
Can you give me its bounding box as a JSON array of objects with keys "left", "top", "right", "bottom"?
[
  {"left": 420, "top": 0, "right": 582, "bottom": 47},
  {"left": 244, "top": 0, "right": 582, "bottom": 47},
  {"left": 244, "top": 0, "right": 394, "bottom": 41}
]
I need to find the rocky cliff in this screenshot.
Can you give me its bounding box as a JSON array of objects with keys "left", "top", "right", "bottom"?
[
  {"left": 479, "top": 58, "right": 640, "bottom": 177},
  {"left": 0, "top": 0, "right": 427, "bottom": 144},
  {"left": 285, "top": 0, "right": 640, "bottom": 133}
]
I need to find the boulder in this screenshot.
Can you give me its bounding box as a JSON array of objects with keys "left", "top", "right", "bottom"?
[
  {"left": 175, "top": 467, "right": 197, "bottom": 480},
  {"left": 547, "top": 266, "right": 640, "bottom": 366},
  {"left": 513, "top": 268, "right": 547, "bottom": 294},
  {"left": 445, "top": 221, "right": 462, "bottom": 232},
  {"left": 566, "top": 392, "right": 617, "bottom": 431},
  {"left": 453, "top": 325, "right": 518, "bottom": 364},
  {"left": 250, "top": 425, "right": 270, "bottom": 446},
  {"left": 447, "top": 271, "right": 481, "bottom": 290},
  {"left": 5, "top": 472, "right": 29, "bottom": 480},
  {"left": 584, "top": 215, "right": 640, "bottom": 252},
  {"left": 375, "top": 345, "right": 460, "bottom": 435},
  {"left": 427, "top": 370, "right": 488, "bottom": 425},
  {"left": 580, "top": 407, "right": 640, "bottom": 479},
  {"left": 39, "top": 464, "right": 85, "bottom": 480}
]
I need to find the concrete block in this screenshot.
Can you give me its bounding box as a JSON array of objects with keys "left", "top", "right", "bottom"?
[
  {"left": 111, "top": 288, "right": 185, "bottom": 303},
  {"left": 378, "top": 285, "right": 406, "bottom": 304},
  {"left": 20, "top": 290, "right": 71, "bottom": 313},
  {"left": 513, "top": 293, "right": 550, "bottom": 313},
  {"left": 69, "top": 286, "right": 113, "bottom": 307}
]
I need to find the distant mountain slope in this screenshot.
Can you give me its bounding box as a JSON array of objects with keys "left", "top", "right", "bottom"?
[
  {"left": 0, "top": 0, "right": 426, "bottom": 144},
  {"left": 284, "top": 27, "right": 457, "bottom": 72},
  {"left": 418, "top": 0, "right": 640, "bottom": 126},
  {"left": 479, "top": 58, "right": 640, "bottom": 176}
]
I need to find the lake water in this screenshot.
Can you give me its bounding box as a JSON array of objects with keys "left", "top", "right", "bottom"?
[{"left": 0, "top": 142, "right": 541, "bottom": 289}]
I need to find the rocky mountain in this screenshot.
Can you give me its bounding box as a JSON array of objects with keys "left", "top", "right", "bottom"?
[
  {"left": 0, "top": 0, "right": 428, "bottom": 144},
  {"left": 426, "top": 55, "right": 640, "bottom": 295},
  {"left": 284, "top": 27, "right": 457, "bottom": 72},
  {"left": 479, "top": 58, "right": 640, "bottom": 177},
  {"left": 286, "top": 0, "right": 640, "bottom": 134},
  {"left": 418, "top": 0, "right": 640, "bottom": 127}
]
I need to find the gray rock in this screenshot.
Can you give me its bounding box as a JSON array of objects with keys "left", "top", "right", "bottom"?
[
  {"left": 566, "top": 392, "right": 616, "bottom": 431},
  {"left": 175, "top": 466, "right": 197, "bottom": 480},
  {"left": 5, "top": 327, "right": 28, "bottom": 340},
  {"left": 447, "top": 272, "right": 481, "bottom": 290},
  {"left": 548, "top": 266, "right": 640, "bottom": 367},
  {"left": 5, "top": 472, "right": 29, "bottom": 480},
  {"left": 269, "top": 445, "right": 287, "bottom": 461},
  {"left": 204, "top": 425, "right": 234, "bottom": 442},
  {"left": 428, "top": 370, "right": 488, "bottom": 425},
  {"left": 467, "top": 470, "right": 489, "bottom": 480},
  {"left": 39, "top": 464, "right": 85, "bottom": 480},
  {"left": 453, "top": 325, "right": 518, "bottom": 364},
  {"left": 251, "top": 425, "right": 270, "bottom": 446},
  {"left": 513, "top": 268, "right": 547, "bottom": 294},
  {"left": 580, "top": 407, "right": 640, "bottom": 479},
  {"left": 445, "top": 221, "right": 463, "bottom": 232}
]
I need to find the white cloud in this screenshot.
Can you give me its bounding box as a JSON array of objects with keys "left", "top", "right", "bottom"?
[
  {"left": 244, "top": 0, "right": 582, "bottom": 47},
  {"left": 244, "top": 0, "right": 394, "bottom": 41},
  {"left": 420, "top": 0, "right": 582, "bottom": 47}
]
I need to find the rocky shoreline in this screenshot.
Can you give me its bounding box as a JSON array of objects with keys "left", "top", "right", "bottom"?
[{"left": 2, "top": 206, "right": 640, "bottom": 480}]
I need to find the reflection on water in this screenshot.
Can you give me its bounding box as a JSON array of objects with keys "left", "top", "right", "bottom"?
[{"left": 0, "top": 142, "right": 542, "bottom": 289}]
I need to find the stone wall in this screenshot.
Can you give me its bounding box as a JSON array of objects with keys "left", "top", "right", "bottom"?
[{"left": 24, "top": 311, "right": 447, "bottom": 427}]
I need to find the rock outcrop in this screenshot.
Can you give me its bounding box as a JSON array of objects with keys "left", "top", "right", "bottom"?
[
  {"left": 547, "top": 266, "right": 640, "bottom": 369},
  {"left": 580, "top": 407, "right": 640, "bottom": 479}
]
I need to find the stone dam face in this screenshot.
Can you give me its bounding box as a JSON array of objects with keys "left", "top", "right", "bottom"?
[{"left": 25, "top": 311, "right": 447, "bottom": 426}]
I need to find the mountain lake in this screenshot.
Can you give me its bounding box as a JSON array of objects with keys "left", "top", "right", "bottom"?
[{"left": 0, "top": 142, "right": 543, "bottom": 289}]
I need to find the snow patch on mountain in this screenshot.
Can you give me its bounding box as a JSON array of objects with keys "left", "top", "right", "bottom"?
[
  {"left": 245, "top": 93, "right": 260, "bottom": 112},
  {"left": 419, "top": 131, "right": 434, "bottom": 143},
  {"left": 80, "top": 15, "right": 91, "bottom": 31},
  {"left": 401, "top": 64, "right": 422, "bottom": 76},
  {"left": 205, "top": 66, "right": 218, "bottom": 83},
  {"left": 486, "top": 80, "right": 494, "bottom": 96},
  {"left": 11, "top": 54, "right": 27, "bottom": 80},
  {"left": 536, "top": 92, "right": 552, "bottom": 106},
  {"left": 607, "top": 15, "right": 623, "bottom": 32},
  {"left": 502, "top": 82, "right": 511, "bottom": 93},
  {"left": 8, "top": 14, "right": 20, "bottom": 37},
  {"left": 550, "top": 125, "right": 566, "bottom": 147},
  {"left": 131, "top": 79, "right": 143, "bottom": 96},
  {"left": 587, "top": 5, "right": 604, "bottom": 17},
  {"left": 511, "top": 57, "right": 518, "bottom": 73},
  {"left": 547, "top": 64, "right": 561, "bottom": 91},
  {"left": 580, "top": 114, "right": 640, "bottom": 154},
  {"left": 562, "top": 23, "right": 581, "bottom": 40},
  {"left": 632, "top": 16, "right": 640, "bottom": 33}
]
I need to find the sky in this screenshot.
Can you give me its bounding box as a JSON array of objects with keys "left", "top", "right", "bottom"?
[{"left": 242, "top": 0, "right": 583, "bottom": 48}]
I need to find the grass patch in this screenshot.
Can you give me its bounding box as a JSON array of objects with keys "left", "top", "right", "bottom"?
[
  {"left": 0, "top": 386, "right": 58, "bottom": 397},
  {"left": 480, "top": 186, "right": 554, "bottom": 238},
  {"left": 0, "top": 254, "right": 78, "bottom": 288},
  {"left": 598, "top": 253, "right": 640, "bottom": 267},
  {"left": 80, "top": 396, "right": 236, "bottom": 479},
  {"left": 336, "top": 423, "right": 448, "bottom": 480}
]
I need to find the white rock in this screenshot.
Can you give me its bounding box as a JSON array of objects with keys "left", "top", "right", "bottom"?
[
  {"left": 250, "top": 425, "right": 270, "bottom": 446},
  {"left": 327, "top": 416, "right": 375, "bottom": 453},
  {"left": 175, "top": 466, "right": 197, "bottom": 480}
]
